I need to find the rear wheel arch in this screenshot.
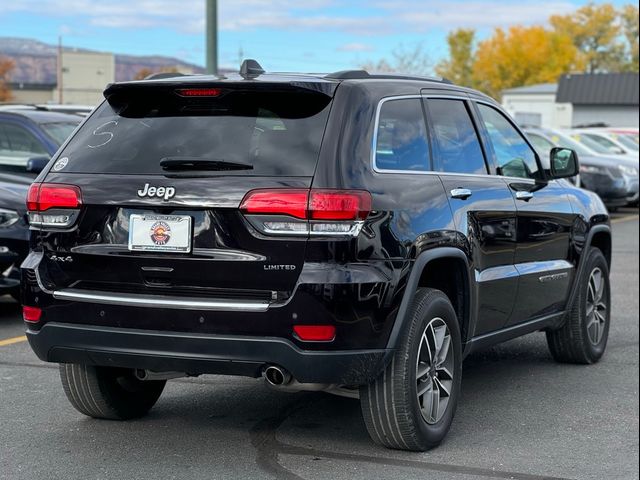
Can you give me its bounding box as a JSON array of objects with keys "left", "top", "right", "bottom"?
[
  {"left": 590, "top": 229, "right": 612, "bottom": 269},
  {"left": 386, "top": 248, "right": 472, "bottom": 352},
  {"left": 561, "top": 223, "right": 611, "bottom": 327},
  {"left": 416, "top": 256, "right": 471, "bottom": 343}
]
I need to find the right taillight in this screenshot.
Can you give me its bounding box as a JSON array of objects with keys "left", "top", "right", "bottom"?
[
  {"left": 240, "top": 188, "right": 372, "bottom": 238},
  {"left": 27, "top": 183, "right": 82, "bottom": 229}
]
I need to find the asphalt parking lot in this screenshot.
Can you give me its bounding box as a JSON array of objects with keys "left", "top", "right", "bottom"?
[{"left": 1, "top": 209, "right": 638, "bottom": 480}]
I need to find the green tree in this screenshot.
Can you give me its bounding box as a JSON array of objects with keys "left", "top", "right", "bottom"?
[
  {"left": 435, "top": 29, "right": 476, "bottom": 87},
  {"left": 471, "top": 26, "right": 579, "bottom": 99},
  {"left": 550, "top": 3, "right": 623, "bottom": 73},
  {"left": 620, "top": 4, "right": 639, "bottom": 72}
]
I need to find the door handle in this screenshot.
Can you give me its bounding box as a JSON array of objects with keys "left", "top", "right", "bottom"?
[
  {"left": 450, "top": 188, "right": 472, "bottom": 200},
  {"left": 515, "top": 191, "right": 534, "bottom": 201}
]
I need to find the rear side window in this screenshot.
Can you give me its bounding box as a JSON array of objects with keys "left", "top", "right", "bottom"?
[
  {"left": 427, "top": 99, "right": 487, "bottom": 175},
  {"left": 477, "top": 104, "right": 539, "bottom": 179},
  {"left": 374, "top": 98, "right": 430, "bottom": 172},
  {"left": 56, "top": 88, "right": 332, "bottom": 176}
]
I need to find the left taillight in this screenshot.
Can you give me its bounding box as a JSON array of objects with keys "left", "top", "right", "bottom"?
[{"left": 27, "top": 183, "right": 82, "bottom": 229}]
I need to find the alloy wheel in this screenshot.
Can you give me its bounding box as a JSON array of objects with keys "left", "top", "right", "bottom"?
[
  {"left": 416, "top": 317, "right": 454, "bottom": 425},
  {"left": 586, "top": 267, "right": 608, "bottom": 346}
]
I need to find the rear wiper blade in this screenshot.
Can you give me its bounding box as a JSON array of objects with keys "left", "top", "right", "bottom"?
[{"left": 159, "top": 157, "right": 253, "bottom": 171}]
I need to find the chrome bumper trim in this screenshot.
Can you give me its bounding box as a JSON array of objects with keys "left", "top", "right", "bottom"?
[{"left": 52, "top": 288, "right": 270, "bottom": 312}]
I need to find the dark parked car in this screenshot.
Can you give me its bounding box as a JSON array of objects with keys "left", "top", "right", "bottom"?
[
  {"left": 0, "top": 109, "right": 80, "bottom": 297},
  {"left": 22, "top": 62, "right": 612, "bottom": 451},
  {"left": 525, "top": 127, "right": 639, "bottom": 209}
]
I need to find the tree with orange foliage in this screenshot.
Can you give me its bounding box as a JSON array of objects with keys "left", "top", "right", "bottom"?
[
  {"left": 134, "top": 66, "right": 180, "bottom": 81},
  {"left": 0, "top": 56, "right": 15, "bottom": 102},
  {"left": 471, "top": 26, "right": 580, "bottom": 99},
  {"left": 550, "top": 3, "right": 623, "bottom": 73}
]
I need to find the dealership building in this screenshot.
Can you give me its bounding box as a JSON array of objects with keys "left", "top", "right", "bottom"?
[{"left": 502, "top": 72, "right": 639, "bottom": 129}]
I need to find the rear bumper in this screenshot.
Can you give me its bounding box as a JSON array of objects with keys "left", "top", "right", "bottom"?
[{"left": 26, "top": 322, "right": 389, "bottom": 384}]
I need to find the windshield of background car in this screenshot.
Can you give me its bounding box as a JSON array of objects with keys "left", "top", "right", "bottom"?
[
  {"left": 550, "top": 133, "right": 592, "bottom": 156},
  {"left": 41, "top": 122, "right": 79, "bottom": 146},
  {"left": 56, "top": 88, "right": 332, "bottom": 176},
  {"left": 567, "top": 133, "right": 610, "bottom": 154},
  {"left": 613, "top": 134, "right": 639, "bottom": 151}
]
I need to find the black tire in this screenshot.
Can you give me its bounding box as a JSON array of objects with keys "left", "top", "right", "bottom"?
[
  {"left": 360, "top": 288, "right": 462, "bottom": 451},
  {"left": 59, "top": 364, "right": 166, "bottom": 420},
  {"left": 546, "top": 248, "right": 611, "bottom": 364}
]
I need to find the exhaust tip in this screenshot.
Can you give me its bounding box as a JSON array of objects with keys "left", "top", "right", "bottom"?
[{"left": 264, "top": 365, "right": 292, "bottom": 386}]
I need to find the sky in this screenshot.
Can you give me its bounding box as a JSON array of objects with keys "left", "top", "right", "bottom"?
[{"left": 0, "top": 0, "right": 631, "bottom": 72}]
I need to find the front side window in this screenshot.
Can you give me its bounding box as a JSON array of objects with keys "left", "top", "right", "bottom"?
[
  {"left": 374, "top": 98, "right": 430, "bottom": 172},
  {"left": 477, "top": 104, "right": 539, "bottom": 179},
  {"left": 427, "top": 99, "right": 487, "bottom": 175}
]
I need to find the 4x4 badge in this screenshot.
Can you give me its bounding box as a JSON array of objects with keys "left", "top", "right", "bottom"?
[{"left": 137, "top": 183, "right": 176, "bottom": 201}]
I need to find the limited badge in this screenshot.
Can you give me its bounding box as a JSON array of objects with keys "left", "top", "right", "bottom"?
[
  {"left": 149, "top": 221, "right": 171, "bottom": 246},
  {"left": 53, "top": 157, "right": 69, "bottom": 171}
]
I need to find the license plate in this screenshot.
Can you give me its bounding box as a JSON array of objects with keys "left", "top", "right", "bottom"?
[{"left": 128, "top": 214, "right": 192, "bottom": 253}]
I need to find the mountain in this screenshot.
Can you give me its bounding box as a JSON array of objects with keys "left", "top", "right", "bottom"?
[{"left": 0, "top": 37, "right": 205, "bottom": 84}]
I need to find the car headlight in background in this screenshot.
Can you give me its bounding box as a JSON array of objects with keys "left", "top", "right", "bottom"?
[
  {"left": 0, "top": 208, "right": 20, "bottom": 228},
  {"left": 618, "top": 165, "right": 639, "bottom": 177}
]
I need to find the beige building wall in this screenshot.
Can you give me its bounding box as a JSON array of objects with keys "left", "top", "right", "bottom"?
[
  {"left": 60, "top": 51, "right": 115, "bottom": 106},
  {"left": 502, "top": 92, "right": 573, "bottom": 129},
  {"left": 7, "top": 85, "right": 56, "bottom": 104}
]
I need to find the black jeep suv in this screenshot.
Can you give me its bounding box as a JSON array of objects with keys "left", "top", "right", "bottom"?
[{"left": 21, "top": 62, "right": 612, "bottom": 451}]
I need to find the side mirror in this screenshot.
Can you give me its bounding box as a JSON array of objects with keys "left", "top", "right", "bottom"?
[
  {"left": 608, "top": 146, "right": 625, "bottom": 155},
  {"left": 549, "top": 147, "right": 579, "bottom": 179},
  {"left": 26, "top": 156, "right": 50, "bottom": 174}
]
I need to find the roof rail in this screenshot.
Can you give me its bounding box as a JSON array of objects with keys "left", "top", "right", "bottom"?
[{"left": 325, "top": 70, "right": 453, "bottom": 84}]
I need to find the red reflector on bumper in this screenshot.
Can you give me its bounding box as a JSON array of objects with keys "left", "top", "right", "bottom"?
[
  {"left": 293, "top": 325, "right": 336, "bottom": 342},
  {"left": 22, "top": 306, "right": 42, "bottom": 323}
]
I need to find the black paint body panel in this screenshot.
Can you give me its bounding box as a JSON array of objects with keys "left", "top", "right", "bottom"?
[{"left": 21, "top": 75, "right": 611, "bottom": 384}]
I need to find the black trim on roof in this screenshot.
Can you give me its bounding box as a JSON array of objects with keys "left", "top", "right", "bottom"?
[{"left": 556, "top": 73, "right": 639, "bottom": 105}]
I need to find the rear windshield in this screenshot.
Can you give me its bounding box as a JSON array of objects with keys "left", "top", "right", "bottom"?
[{"left": 57, "top": 88, "right": 332, "bottom": 176}]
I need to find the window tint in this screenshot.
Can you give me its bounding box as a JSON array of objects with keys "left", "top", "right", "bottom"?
[
  {"left": 477, "top": 104, "right": 539, "bottom": 179},
  {"left": 58, "top": 89, "right": 331, "bottom": 176},
  {"left": 374, "top": 98, "right": 429, "bottom": 172},
  {"left": 0, "top": 123, "right": 48, "bottom": 171},
  {"left": 427, "top": 99, "right": 487, "bottom": 175}
]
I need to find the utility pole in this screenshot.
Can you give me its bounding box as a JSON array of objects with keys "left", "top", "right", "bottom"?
[
  {"left": 206, "top": 0, "right": 218, "bottom": 75},
  {"left": 57, "top": 36, "right": 63, "bottom": 104}
]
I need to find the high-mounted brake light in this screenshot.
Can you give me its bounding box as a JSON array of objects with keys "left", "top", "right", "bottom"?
[
  {"left": 176, "top": 88, "right": 223, "bottom": 97},
  {"left": 240, "top": 189, "right": 372, "bottom": 238},
  {"left": 27, "top": 183, "right": 82, "bottom": 229}
]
